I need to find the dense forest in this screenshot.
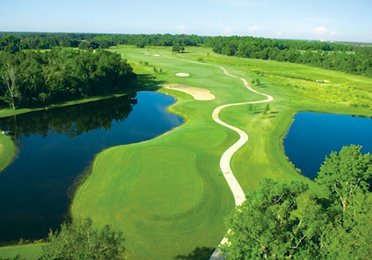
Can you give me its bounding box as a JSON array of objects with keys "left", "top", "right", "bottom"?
[
  {"left": 205, "top": 36, "right": 372, "bottom": 77},
  {"left": 1, "top": 32, "right": 371, "bottom": 77},
  {"left": 0, "top": 33, "right": 204, "bottom": 52},
  {"left": 0, "top": 48, "right": 136, "bottom": 109}
]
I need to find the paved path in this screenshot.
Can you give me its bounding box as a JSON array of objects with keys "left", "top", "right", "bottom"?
[
  {"left": 209, "top": 65, "right": 273, "bottom": 259},
  {"left": 178, "top": 58, "right": 274, "bottom": 259}
]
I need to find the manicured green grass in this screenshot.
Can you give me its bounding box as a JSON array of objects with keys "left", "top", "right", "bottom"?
[
  {"left": 0, "top": 243, "right": 43, "bottom": 259},
  {"left": 1, "top": 45, "right": 371, "bottom": 259},
  {"left": 71, "top": 46, "right": 372, "bottom": 259}
]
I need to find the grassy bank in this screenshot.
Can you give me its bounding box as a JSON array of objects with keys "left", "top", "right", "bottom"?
[
  {"left": 0, "top": 133, "right": 16, "bottom": 172},
  {"left": 1, "top": 45, "right": 371, "bottom": 259}
]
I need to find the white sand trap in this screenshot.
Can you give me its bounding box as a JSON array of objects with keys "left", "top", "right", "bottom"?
[
  {"left": 164, "top": 84, "right": 215, "bottom": 101},
  {"left": 175, "top": 72, "right": 190, "bottom": 77},
  {"left": 153, "top": 54, "right": 160, "bottom": 57}
]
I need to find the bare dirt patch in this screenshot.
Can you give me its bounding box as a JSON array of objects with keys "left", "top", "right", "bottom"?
[{"left": 163, "top": 84, "right": 215, "bottom": 101}]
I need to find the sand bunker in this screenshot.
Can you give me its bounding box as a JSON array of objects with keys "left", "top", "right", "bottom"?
[
  {"left": 175, "top": 72, "right": 190, "bottom": 77},
  {"left": 164, "top": 84, "right": 215, "bottom": 101}
]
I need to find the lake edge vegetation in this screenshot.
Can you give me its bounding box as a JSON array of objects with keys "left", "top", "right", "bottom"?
[{"left": 0, "top": 48, "right": 136, "bottom": 109}]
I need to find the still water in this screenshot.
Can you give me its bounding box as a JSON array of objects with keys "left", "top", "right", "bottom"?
[
  {"left": 284, "top": 112, "right": 372, "bottom": 179},
  {"left": 0, "top": 91, "right": 183, "bottom": 243}
]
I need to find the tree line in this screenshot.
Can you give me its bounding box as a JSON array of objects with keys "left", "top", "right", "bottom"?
[
  {"left": 0, "top": 33, "right": 204, "bottom": 52},
  {"left": 223, "top": 145, "right": 371, "bottom": 259},
  {"left": 1, "top": 33, "right": 371, "bottom": 77},
  {"left": 0, "top": 48, "right": 136, "bottom": 109},
  {"left": 205, "top": 36, "right": 372, "bottom": 77}
]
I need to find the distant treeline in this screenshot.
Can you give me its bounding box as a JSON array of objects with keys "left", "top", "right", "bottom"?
[
  {"left": 1, "top": 32, "right": 371, "bottom": 77},
  {"left": 0, "top": 48, "right": 136, "bottom": 109},
  {"left": 0, "top": 32, "right": 204, "bottom": 52},
  {"left": 205, "top": 36, "right": 372, "bottom": 77}
]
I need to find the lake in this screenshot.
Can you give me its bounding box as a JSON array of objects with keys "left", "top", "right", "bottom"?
[
  {"left": 0, "top": 91, "right": 183, "bottom": 243},
  {"left": 284, "top": 112, "right": 372, "bottom": 179}
]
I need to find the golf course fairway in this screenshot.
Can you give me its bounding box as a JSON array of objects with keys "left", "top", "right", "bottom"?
[
  {"left": 71, "top": 46, "right": 372, "bottom": 259},
  {"left": 0, "top": 46, "right": 371, "bottom": 259}
]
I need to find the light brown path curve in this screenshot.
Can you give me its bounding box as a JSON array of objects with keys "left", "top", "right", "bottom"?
[
  {"left": 209, "top": 66, "right": 273, "bottom": 259},
  {"left": 177, "top": 58, "right": 274, "bottom": 259}
]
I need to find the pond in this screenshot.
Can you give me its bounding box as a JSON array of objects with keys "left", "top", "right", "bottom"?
[
  {"left": 0, "top": 91, "right": 183, "bottom": 243},
  {"left": 284, "top": 112, "right": 372, "bottom": 180}
]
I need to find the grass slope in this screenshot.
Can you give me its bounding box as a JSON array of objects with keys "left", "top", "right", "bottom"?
[
  {"left": 1, "top": 46, "right": 371, "bottom": 259},
  {"left": 71, "top": 46, "right": 372, "bottom": 259},
  {"left": 0, "top": 133, "right": 16, "bottom": 172}
]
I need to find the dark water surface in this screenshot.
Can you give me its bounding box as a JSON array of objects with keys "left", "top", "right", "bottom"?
[
  {"left": 284, "top": 112, "right": 372, "bottom": 179},
  {"left": 0, "top": 91, "right": 183, "bottom": 243}
]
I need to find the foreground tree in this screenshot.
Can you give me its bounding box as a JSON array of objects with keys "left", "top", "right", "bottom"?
[
  {"left": 223, "top": 145, "right": 371, "bottom": 259},
  {"left": 316, "top": 145, "right": 371, "bottom": 212},
  {"left": 316, "top": 145, "right": 372, "bottom": 259},
  {"left": 223, "top": 179, "right": 327, "bottom": 259},
  {"left": 41, "top": 218, "right": 125, "bottom": 259}
]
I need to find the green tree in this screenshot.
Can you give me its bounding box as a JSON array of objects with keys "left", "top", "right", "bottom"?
[
  {"left": 172, "top": 43, "right": 185, "bottom": 53},
  {"left": 316, "top": 145, "right": 372, "bottom": 259},
  {"left": 41, "top": 218, "right": 125, "bottom": 260},
  {"left": 0, "top": 63, "right": 19, "bottom": 109},
  {"left": 223, "top": 145, "right": 371, "bottom": 259},
  {"left": 316, "top": 145, "right": 372, "bottom": 212},
  {"left": 223, "top": 179, "right": 327, "bottom": 259}
]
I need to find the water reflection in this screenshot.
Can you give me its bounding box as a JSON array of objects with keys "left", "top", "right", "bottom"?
[
  {"left": 0, "top": 91, "right": 182, "bottom": 243},
  {"left": 0, "top": 94, "right": 137, "bottom": 138}
]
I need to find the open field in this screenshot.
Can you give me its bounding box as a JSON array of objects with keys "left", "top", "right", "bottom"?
[{"left": 1, "top": 46, "right": 371, "bottom": 259}]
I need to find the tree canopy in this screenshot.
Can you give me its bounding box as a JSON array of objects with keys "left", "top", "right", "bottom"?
[
  {"left": 41, "top": 218, "right": 125, "bottom": 259},
  {"left": 223, "top": 145, "right": 371, "bottom": 259},
  {"left": 1, "top": 32, "right": 371, "bottom": 77},
  {"left": 0, "top": 49, "right": 136, "bottom": 109},
  {"left": 205, "top": 36, "right": 372, "bottom": 77}
]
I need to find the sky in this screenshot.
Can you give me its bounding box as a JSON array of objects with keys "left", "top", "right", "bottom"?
[{"left": 0, "top": 0, "right": 372, "bottom": 42}]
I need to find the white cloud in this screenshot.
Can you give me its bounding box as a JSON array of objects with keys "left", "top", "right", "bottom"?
[
  {"left": 313, "top": 26, "right": 329, "bottom": 35},
  {"left": 312, "top": 26, "right": 338, "bottom": 40},
  {"left": 176, "top": 25, "right": 187, "bottom": 34},
  {"left": 248, "top": 25, "right": 260, "bottom": 32},
  {"left": 223, "top": 26, "right": 233, "bottom": 36}
]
